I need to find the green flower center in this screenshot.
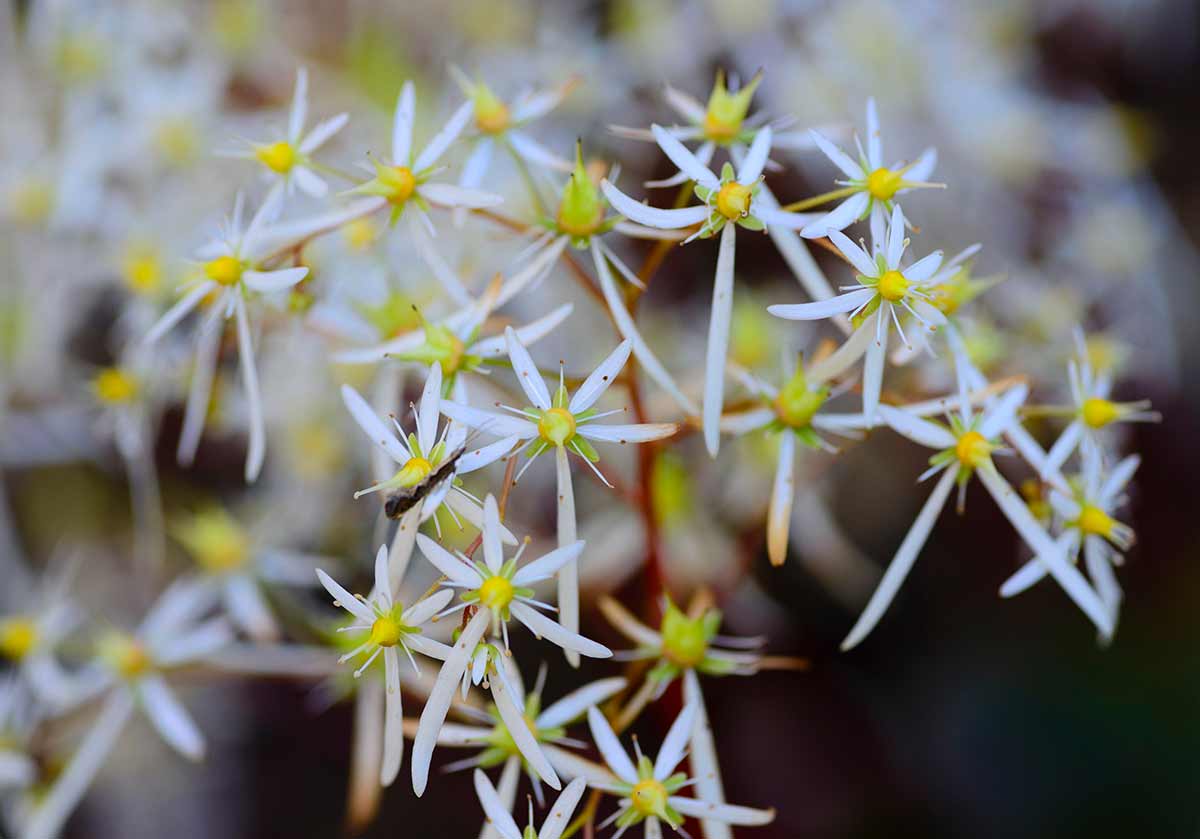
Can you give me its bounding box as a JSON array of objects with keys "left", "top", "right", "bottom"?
[{"left": 538, "top": 408, "right": 577, "bottom": 446}]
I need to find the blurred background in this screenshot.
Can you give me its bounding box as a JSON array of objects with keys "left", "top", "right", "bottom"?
[{"left": 2, "top": 0, "right": 1199, "bottom": 837}]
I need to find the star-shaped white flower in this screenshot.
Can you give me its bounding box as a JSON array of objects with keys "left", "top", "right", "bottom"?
[
  {"left": 600, "top": 124, "right": 815, "bottom": 455},
  {"left": 769, "top": 204, "right": 948, "bottom": 423},
  {"left": 316, "top": 545, "right": 454, "bottom": 786},
  {"left": 143, "top": 191, "right": 309, "bottom": 482},
  {"left": 220, "top": 67, "right": 349, "bottom": 199},
  {"left": 475, "top": 769, "right": 587, "bottom": 839},
  {"left": 800, "top": 97, "right": 939, "bottom": 238}
]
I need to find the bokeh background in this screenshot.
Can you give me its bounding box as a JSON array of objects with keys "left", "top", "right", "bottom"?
[{"left": 2, "top": 1, "right": 1199, "bottom": 837}]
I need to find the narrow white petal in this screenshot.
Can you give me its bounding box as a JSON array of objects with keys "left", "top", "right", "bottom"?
[
  {"left": 411, "top": 608, "right": 490, "bottom": 796},
  {"left": 317, "top": 569, "right": 375, "bottom": 622},
  {"left": 808, "top": 313, "right": 876, "bottom": 384},
  {"left": 473, "top": 768, "right": 524, "bottom": 839},
  {"left": 569, "top": 340, "right": 632, "bottom": 413},
  {"left": 341, "top": 384, "right": 410, "bottom": 464},
  {"left": 885, "top": 204, "right": 905, "bottom": 267},
  {"left": 768, "top": 288, "right": 874, "bottom": 321},
  {"left": 415, "top": 534, "right": 480, "bottom": 587},
  {"left": 411, "top": 218, "right": 473, "bottom": 305},
  {"left": 473, "top": 305, "right": 574, "bottom": 359},
  {"left": 389, "top": 501, "right": 423, "bottom": 591},
  {"left": 291, "top": 165, "right": 328, "bottom": 197},
  {"left": 140, "top": 676, "right": 205, "bottom": 760},
  {"left": 458, "top": 137, "right": 494, "bottom": 190},
  {"left": 440, "top": 402, "right": 538, "bottom": 438},
  {"left": 809, "top": 129, "right": 863, "bottom": 179},
  {"left": 842, "top": 467, "right": 957, "bottom": 650},
  {"left": 682, "top": 670, "right": 731, "bottom": 839},
  {"left": 737, "top": 125, "right": 772, "bottom": 183},
  {"left": 654, "top": 701, "right": 698, "bottom": 780},
  {"left": 512, "top": 540, "right": 584, "bottom": 587},
  {"left": 800, "top": 192, "right": 870, "bottom": 238},
  {"left": 176, "top": 304, "right": 223, "bottom": 466},
  {"left": 754, "top": 205, "right": 818, "bottom": 231},
  {"left": 505, "top": 326, "right": 552, "bottom": 410},
  {"left": 537, "top": 677, "right": 627, "bottom": 729},
  {"left": 600, "top": 180, "right": 708, "bottom": 230},
  {"left": 720, "top": 407, "right": 774, "bottom": 435},
  {"left": 402, "top": 589, "right": 455, "bottom": 628},
  {"left": 586, "top": 705, "right": 637, "bottom": 783},
  {"left": 222, "top": 575, "right": 277, "bottom": 642},
  {"left": 862, "top": 326, "right": 888, "bottom": 423},
  {"left": 289, "top": 67, "right": 308, "bottom": 141},
  {"left": 877, "top": 406, "right": 956, "bottom": 449},
  {"left": 1099, "top": 455, "right": 1140, "bottom": 507},
  {"left": 577, "top": 423, "right": 678, "bottom": 444},
  {"left": 415, "top": 101, "right": 473, "bottom": 171},
  {"left": 507, "top": 130, "right": 571, "bottom": 171},
  {"left": 234, "top": 297, "right": 266, "bottom": 482},
  {"left": 827, "top": 230, "right": 878, "bottom": 277},
  {"left": 510, "top": 602, "right": 611, "bottom": 658},
  {"left": 538, "top": 777, "right": 588, "bottom": 839},
  {"left": 144, "top": 281, "right": 214, "bottom": 345},
  {"left": 242, "top": 266, "right": 308, "bottom": 293},
  {"left": 491, "top": 674, "right": 561, "bottom": 788},
  {"left": 597, "top": 596, "right": 663, "bottom": 649},
  {"left": 767, "top": 434, "right": 796, "bottom": 566},
  {"left": 1042, "top": 422, "right": 1084, "bottom": 480},
  {"left": 481, "top": 494, "right": 504, "bottom": 573},
  {"left": 393, "top": 82, "right": 416, "bottom": 162},
  {"left": 703, "top": 223, "right": 737, "bottom": 457},
  {"left": 299, "top": 112, "right": 349, "bottom": 154},
  {"left": 381, "top": 647, "right": 404, "bottom": 785},
  {"left": 651, "top": 124, "right": 720, "bottom": 190},
  {"left": 905, "top": 146, "right": 938, "bottom": 182},
  {"left": 417, "top": 364, "right": 443, "bottom": 455},
  {"left": 1084, "top": 536, "right": 1122, "bottom": 620},
  {"left": 979, "top": 384, "right": 1029, "bottom": 439},
  {"left": 456, "top": 435, "right": 518, "bottom": 474},
  {"left": 555, "top": 447, "right": 578, "bottom": 672},
  {"left": 902, "top": 251, "right": 944, "bottom": 283},
  {"left": 669, "top": 797, "right": 776, "bottom": 826},
  {"left": 420, "top": 182, "right": 504, "bottom": 209},
  {"left": 866, "top": 98, "right": 882, "bottom": 169}
]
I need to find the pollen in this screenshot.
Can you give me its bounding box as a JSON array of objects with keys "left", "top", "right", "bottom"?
[
  {"left": 1077, "top": 505, "right": 1115, "bottom": 539},
  {"left": 369, "top": 615, "right": 404, "bottom": 648},
  {"left": 93, "top": 367, "right": 139, "bottom": 405},
  {"left": 0, "top": 618, "right": 38, "bottom": 661},
  {"left": 1081, "top": 397, "right": 1119, "bottom": 428},
  {"left": 382, "top": 165, "right": 417, "bottom": 205},
  {"left": 954, "top": 431, "right": 991, "bottom": 468},
  {"left": 877, "top": 270, "right": 910, "bottom": 302},
  {"left": 255, "top": 141, "right": 297, "bottom": 173},
  {"left": 538, "top": 408, "right": 577, "bottom": 446},
  {"left": 204, "top": 255, "right": 244, "bottom": 286},
  {"left": 478, "top": 576, "right": 515, "bottom": 610},
  {"left": 630, "top": 778, "right": 669, "bottom": 817},
  {"left": 866, "top": 167, "right": 903, "bottom": 201},
  {"left": 715, "top": 181, "right": 753, "bottom": 219}
]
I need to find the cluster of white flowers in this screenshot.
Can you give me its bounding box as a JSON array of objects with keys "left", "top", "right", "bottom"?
[{"left": 0, "top": 2, "right": 1176, "bottom": 838}]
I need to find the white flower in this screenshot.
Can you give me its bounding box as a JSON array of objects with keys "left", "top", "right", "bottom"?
[
  {"left": 440, "top": 330, "right": 677, "bottom": 663},
  {"left": 720, "top": 355, "right": 870, "bottom": 565},
  {"left": 143, "top": 191, "right": 309, "bottom": 482},
  {"left": 1036, "top": 333, "right": 1159, "bottom": 480},
  {"left": 600, "top": 125, "right": 815, "bottom": 455},
  {"left": 475, "top": 768, "right": 587, "bottom": 839},
  {"left": 171, "top": 506, "right": 328, "bottom": 643},
  {"left": 316, "top": 545, "right": 454, "bottom": 786},
  {"left": 768, "top": 204, "right": 948, "bottom": 422},
  {"left": 799, "top": 97, "right": 939, "bottom": 238},
  {"left": 585, "top": 701, "right": 775, "bottom": 837},
  {"left": 219, "top": 68, "right": 349, "bottom": 199},
  {"left": 0, "top": 576, "right": 80, "bottom": 708},
  {"left": 410, "top": 494, "right": 611, "bottom": 796},
  {"left": 23, "top": 580, "right": 233, "bottom": 839},
  {"left": 1001, "top": 441, "right": 1139, "bottom": 632},
  {"left": 843, "top": 362, "right": 1114, "bottom": 650}
]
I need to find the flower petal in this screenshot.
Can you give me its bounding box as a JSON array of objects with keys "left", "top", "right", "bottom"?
[
  {"left": 392, "top": 82, "right": 416, "bottom": 163},
  {"left": 600, "top": 180, "right": 709, "bottom": 230},
  {"left": 737, "top": 124, "right": 772, "bottom": 184},
  {"left": 653, "top": 701, "right": 698, "bottom": 781},
  {"left": 140, "top": 676, "right": 205, "bottom": 760},
  {"left": 768, "top": 288, "right": 874, "bottom": 321},
  {"left": 512, "top": 540, "right": 585, "bottom": 587},
  {"left": 419, "top": 182, "right": 504, "bottom": 208},
  {"left": 800, "top": 192, "right": 870, "bottom": 238},
  {"left": 505, "top": 326, "right": 552, "bottom": 410},
  {"left": 414, "top": 534, "right": 480, "bottom": 587},
  {"left": 877, "top": 406, "right": 956, "bottom": 449},
  {"left": 414, "top": 100, "right": 473, "bottom": 171},
  {"left": 341, "top": 384, "right": 411, "bottom": 464},
  {"left": 537, "top": 677, "right": 627, "bottom": 729},
  {"left": 651, "top": 124, "right": 719, "bottom": 191},
  {"left": 472, "top": 768, "right": 523, "bottom": 839},
  {"left": 569, "top": 340, "right": 632, "bottom": 414},
  {"left": 577, "top": 423, "right": 679, "bottom": 444},
  {"left": 490, "top": 671, "right": 561, "bottom": 788},
  {"left": 510, "top": 602, "right": 611, "bottom": 658},
  {"left": 440, "top": 402, "right": 538, "bottom": 438},
  {"left": 585, "top": 705, "right": 637, "bottom": 783},
  {"left": 381, "top": 647, "right": 404, "bottom": 785},
  {"left": 703, "top": 223, "right": 738, "bottom": 457},
  {"left": 767, "top": 434, "right": 795, "bottom": 566},
  {"left": 316, "top": 569, "right": 374, "bottom": 621}
]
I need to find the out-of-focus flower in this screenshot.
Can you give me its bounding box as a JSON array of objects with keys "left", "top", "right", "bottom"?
[{"left": 474, "top": 769, "right": 587, "bottom": 839}]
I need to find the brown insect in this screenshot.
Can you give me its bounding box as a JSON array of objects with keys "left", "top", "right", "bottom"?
[{"left": 382, "top": 444, "right": 466, "bottom": 519}]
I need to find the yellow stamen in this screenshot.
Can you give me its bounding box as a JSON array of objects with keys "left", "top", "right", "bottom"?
[
  {"left": 479, "top": 576, "right": 515, "bottom": 610},
  {"left": 0, "top": 618, "right": 38, "bottom": 661},
  {"left": 715, "top": 181, "right": 752, "bottom": 219},
  {"left": 383, "top": 165, "right": 417, "bottom": 205},
  {"left": 955, "top": 431, "right": 991, "bottom": 468},
  {"left": 877, "top": 270, "right": 909, "bottom": 302},
  {"left": 538, "top": 408, "right": 577, "bottom": 446},
  {"left": 866, "top": 167, "right": 903, "bottom": 201},
  {"left": 255, "top": 141, "right": 297, "bottom": 174},
  {"left": 1081, "top": 397, "right": 1119, "bottom": 429},
  {"left": 204, "top": 255, "right": 244, "bottom": 286},
  {"left": 1077, "top": 505, "right": 1115, "bottom": 539},
  {"left": 369, "top": 615, "right": 403, "bottom": 648}
]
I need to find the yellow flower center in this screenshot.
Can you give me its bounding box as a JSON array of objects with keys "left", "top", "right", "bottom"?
[
  {"left": 955, "top": 431, "right": 991, "bottom": 469},
  {"left": 396, "top": 456, "right": 433, "bottom": 487},
  {"left": 369, "top": 615, "right": 404, "bottom": 648},
  {"left": 176, "top": 509, "right": 251, "bottom": 574},
  {"left": 384, "top": 165, "right": 417, "bottom": 205},
  {"left": 715, "top": 181, "right": 752, "bottom": 219},
  {"left": 93, "top": 367, "right": 139, "bottom": 404},
  {"left": 476, "top": 102, "right": 511, "bottom": 135},
  {"left": 0, "top": 618, "right": 38, "bottom": 660},
  {"left": 866, "top": 167, "right": 903, "bottom": 201},
  {"left": 1081, "top": 397, "right": 1119, "bottom": 429},
  {"left": 204, "top": 255, "right": 244, "bottom": 286},
  {"left": 1077, "top": 505, "right": 1115, "bottom": 538},
  {"left": 255, "top": 141, "right": 297, "bottom": 173},
  {"left": 99, "top": 633, "right": 152, "bottom": 679},
  {"left": 630, "top": 778, "right": 669, "bottom": 817},
  {"left": 538, "top": 408, "right": 577, "bottom": 446},
  {"left": 154, "top": 117, "right": 200, "bottom": 167},
  {"left": 877, "top": 270, "right": 909, "bottom": 302},
  {"left": 343, "top": 218, "right": 377, "bottom": 251},
  {"left": 479, "top": 576, "right": 515, "bottom": 610},
  {"left": 122, "top": 247, "right": 163, "bottom": 295}
]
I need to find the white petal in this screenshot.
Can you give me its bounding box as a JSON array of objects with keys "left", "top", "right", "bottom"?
[
  {"left": 510, "top": 602, "right": 611, "bottom": 658},
  {"left": 862, "top": 326, "right": 888, "bottom": 424},
  {"left": 597, "top": 596, "right": 662, "bottom": 648},
  {"left": 768, "top": 288, "right": 874, "bottom": 321},
  {"left": 767, "top": 434, "right": 795, "bottom": 566},
  {"left": 505, "top": 326, "right": 552, "bottom": 410},
  {"left": 222, "top": 576, "right": 277, "bottom": 642},
  {"left": 440, "top": 401, "right": 538, "bottom": 438},
  {"left": 1042, "top": 422, "right": 1084, "bottom": 480},
  {"left": 586, "top": 705, "right": 637, "bottom": 783},
  {"left": 865, "top": 98, "right": 882, "bottom": 169},
  {"left": 827, "top": 230, "right": 878, "bottom": 277},
  {"left": 372, "top": 543, "right": 392, "bottom": 604},
  {"left": 999, "top": 532, "right": 1077, "bottom": 598},
  {"left": 537, "top": 677, "right": 627, "bottom": 729},
  {"left": 415, "top": 101, "right": 473, "bottom": 171},
  {"left": 494, "top": 236, "right": 568, "bottom": 309},
  {"left": 569, "top": 340, "right": 632, "bottom": 413},
  {"left": 291, "top": 165, "right": 328, "bottom": 197},
  {"left": 885, "top": 204, "right": 905, "bottom": 267},
  {"left": 289, "top": 68, "right": 308, "bottom": 141},
  {"left": 577, "top": 423, "right": 678, "bottom": 444},
  {"left": 341, "top": 384, "right": 411, "bottom": 464},
  {"left": 144, "top": 281, "right": 215, "bottom": 344},
  {"left": 903, "top": 251, "right": 943, "bottom": 283},
  {"left": 512, "top": 540, "right": 584, "bottom": 587},
  {"left": 555, "top": 446, "right": 580, "bottom": 669},
  {"left": 507, "top": 130, "right": 571, "bottom": 171},
  {"left": 600, "top": 180, "right": 709, "bottom": 230},
  {"left": 651, "top": 124, "right": 720, "bottom": 191},
  {"left": 905, "top": 146, "right": 938, "bottom": 182},
  {"left": 381, "top": 647, "right": 404, "bottom": 785},
  {"left": 241, "top": 266, "right": 308, "bottom": 293},
  {"left": 653, "top": 701, "right": 698, "bottom": 780},
  {"left": 754, "top": 205, "right": 818, "bottom": 231},
  {"left": 417, "top": 364, "right": 443, "bottom": 455},
  {"left": 809, "top": 129, "right": 863, "bottom": 179},
  {"left": 480, "top": 494, "right": 504, "bottom": 573},
  {"left": 877, "top": 406, "right": 956, "bottom": 449},
  {"left": 299, "top": 112, "right": 349, "bottom": 154},
  {"left": 1099, "top": 454, "right": 1140, "bottom": 507},
  {"left": 458, "top": 137, "right": 494, "bottom": 190},
  {"left": 979, "top": 384, "right": 1029, "bottom": 439},
  {"left": 176, "top": 304, "right": 223, "bottom": 466},
  {"left": 316, "top": 569, "right": 374, "bottom": 622},
  {"left": 414, "top": 534, "right": 480, "bottom": 587},
  {"left": 420, "top": 182, "right": 504, "bottom": 209},
  {"left": 703, "top": 223, "right": 737, "bottom": 457},
  {"left": 389, "top": 500, "right": 423, "bottom": 591},
  {"left": 410, "top": 218, "right": 473, "bottom": 305},
  {"left": 472, "top": 305, "right": 574, "bottom": 360},
  {"left": 234, "top": 298, "right": 265, "bottom": 482},
  {"left": 1084, "top": 536, "right": 1122, "bottom": 619},
  {"left": 841, "top": 467, "right": 957, "bottom": 650},
  {"left": 737, "top": 125, "right": 772, "bottom": 183},
  {"left": 456, "top": 436, "right": 519, "bottom": 474},
  {"left": 538, "top": 777, "right": 588, "bottom": 839},
  {"left": 682, "top": 670, "right": 730, "bottom": 839},
  {"left": 669, "top": 797, "right": 775, "bottom": 826},
  {"left": 720, "top": 408, "right": 774, "bottom": 436},
  {"left": 411, "top": 608, "right": 490, "bottom": 796},
  {"left": 153, "top": 617, "right": 233, "bottom": 667},
  {"left": 402, "top": 589, "right": 455, "bottom": 628},
  {"left": 800, "top": 192, "right": 870, "bottom": 238},
  {"left": 140, "top": 676, "right": 205, "bottom": 760},
  {"left": 491, "top": 672, "right": 560, "bottom": 788},
  {"left": 473, "top": 768, "right": 523, "bottom": 839},
  {"left": 393, "top": 82, "right": 416, "bottom": 162}
]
